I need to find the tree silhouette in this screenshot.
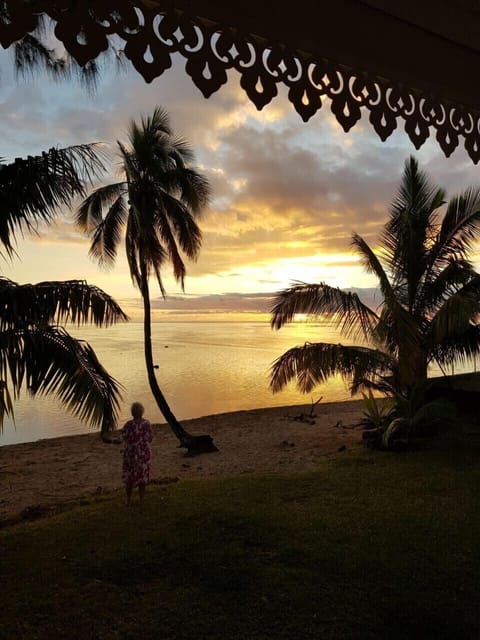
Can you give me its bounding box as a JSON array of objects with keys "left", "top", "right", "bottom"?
[
  {"left": 0, "top": 144, "right": 127, "bottom": 433},
  {"left": 77, "top": 107, "right": 217, "bottom": 454},
  {"left": 271, "top": 157, "right": 480, "bottom": 401}
]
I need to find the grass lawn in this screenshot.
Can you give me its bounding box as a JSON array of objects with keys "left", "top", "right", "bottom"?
[{"left": 1, "top": 429, "right": 479, "bottom": 639}]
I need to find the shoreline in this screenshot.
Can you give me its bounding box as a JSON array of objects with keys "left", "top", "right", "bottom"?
[{"left": 0, "top": 400, "right": 364, "bottom": 525}]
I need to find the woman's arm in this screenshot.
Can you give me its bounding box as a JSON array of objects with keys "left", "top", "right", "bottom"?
[{"left": 146, "top": 420, "right": 153, "bottom": 443}]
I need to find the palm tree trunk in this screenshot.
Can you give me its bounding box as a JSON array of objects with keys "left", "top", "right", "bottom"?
[{"left": 140, "top": 270, "right": 217, "bottom": 454}]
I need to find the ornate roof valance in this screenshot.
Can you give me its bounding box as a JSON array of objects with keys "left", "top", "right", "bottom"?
[{"left": 2, "top": 1, "right": 480, "bottom": 162}]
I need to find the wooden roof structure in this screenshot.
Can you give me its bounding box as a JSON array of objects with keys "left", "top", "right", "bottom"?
[{"left": 2, "top": 1, "right": 480, "bottom": 161}]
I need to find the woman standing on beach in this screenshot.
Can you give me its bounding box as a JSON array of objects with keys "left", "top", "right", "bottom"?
[{"left": 121, "top": 402, "right": 153, "bottom": 505}]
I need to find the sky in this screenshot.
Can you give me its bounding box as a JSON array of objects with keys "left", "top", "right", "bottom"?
[{"left": 1, "top": 44, "right": 480, "bottom": 321}]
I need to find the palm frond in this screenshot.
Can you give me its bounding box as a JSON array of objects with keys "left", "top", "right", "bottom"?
[
  {"left": 88, "top": 195, "right": 129, "bottom": 268},
  {"left": 117, "top": 141, "right": 140, "bottom": 182},
  {"left": 351, "top": 234, "right": 394, "bottom": 305},
  {"left": 154, "top": 214, "right": 186, "bottom": 287},
  {"left": 0, "top": 144, "right": 107, "bottom": 255},
  {"left": 382, "top": 156, "right": 445, "bottom": 294},
  {"left": 142, "top": 106, "right": 172, "bottom": 137},
  {"left": 352, "top": 233, "right": 424, "bottom": 354},
  {"left": 270, "top": 281, "right": 379, "bottom": 342},
  {"left": 0, "top": 326, "right": 123, "bottom": 433},
  {"left": 75, "top": 182, "right": 126, "bottom": 231},
  {"left": 430, "top": 187, "right": 480, "bottom": 268},
  {"left": 0, "top": 379, "right": 14, "bottom": 432},
  {"left": 431, "top": 324, "right": 480, "bottom": 370},
  {"left": 428, "top": 292, "right": 479, "bottom": 345},
  {"left": 177, "top": 167, "right": 211, "bottom": 213},
  {"left": 270, "top": 342, "right": 392, "bottom": 393},
  {"left": 129, "top": 107, "right": 172, "bottom": 173},
  {"left": 13, "top": 33, "right": 68, "bottom": 80},
  {"left": 420, "top": 259, "right": 476, "bottom": 314},
  {"left": 170, "top": 136, "right": 196, "bottom": 164},
  {"left": 0, "top": 277, "right": 128, "bottom": 330},
  {"left": 125, "top": 216, "right": 143, "bottom": 290},
  {"left": 159, "top": 191, "right": 203, "bottom": 259},
  {"left": 156, "top": 167, "right": 211, "bottom": 214}
]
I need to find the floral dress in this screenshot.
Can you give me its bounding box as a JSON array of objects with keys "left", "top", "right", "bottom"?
[{"left": 121, "top": 418, "right": 153, "bottom": 486}]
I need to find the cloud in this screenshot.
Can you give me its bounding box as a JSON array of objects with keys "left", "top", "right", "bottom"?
[
  {"left": 2, "top": 44, "right": 480, "bottom": 308},
  {"left": 120, "top": 286, "right": 381, "bottom": 316}
]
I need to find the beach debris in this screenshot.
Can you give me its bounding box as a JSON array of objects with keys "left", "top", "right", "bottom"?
[
  {"left": 280, "top": 440, "right": 295, "bottom": 448},
  {"left": 337, "top": 445, "right": 347, "bottom": 452},
  {"left": 287, "top": 395, "right": 323, "bottom": 425}
]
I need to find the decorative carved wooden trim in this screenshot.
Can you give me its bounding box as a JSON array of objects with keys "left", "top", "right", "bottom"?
[{"left": 1, "top": 1, "right": 480, "bottom": 162}]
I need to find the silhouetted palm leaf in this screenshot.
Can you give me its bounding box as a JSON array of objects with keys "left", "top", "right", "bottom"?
[
  {"left": 0, "top": 278, "right": 127, "bottom": 433},
  {"left": 270, "top": 281, "right": 379, "bottom": 341},
  {"left": 0, "top": 327, "right": 122, "bottom": 433},
  {"left": 428, "top": 292, "right": 479, "bottom": 345},
  {"left": 0, "top": 144, "right": 106, "bottom": 255},
  {"left": 271, "top": 342, "right": 392, "bottom": 393},
  {"left": 421, "top": 259, "right": 475, "bottom": 314},
  {"left": 0, "top": 141, "right": 126, "bottom": 435},
  {"left": 432, "top": 324, "right": 480, "bottom": 369},
  {"left": 0, "top": 277, "right": 127, "bottom": 331}
]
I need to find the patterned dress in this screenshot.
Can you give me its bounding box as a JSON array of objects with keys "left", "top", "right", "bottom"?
[{"left": 121, "top": 418, "right": 153, "bottom": 486}]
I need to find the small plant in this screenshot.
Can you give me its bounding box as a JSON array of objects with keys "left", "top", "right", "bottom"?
[
  {"left": 386, "top": 382, "right": 457, "bottom": 448},
  {"left": 364, "top": 381, "right": 458, "bottom": 451},
  {"left": 360, "top": 389, "right": 394, "bottom": 429}
]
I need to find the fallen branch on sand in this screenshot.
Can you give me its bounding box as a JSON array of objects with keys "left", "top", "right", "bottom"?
[{"left": 287, "top": 396, "right": 323, "bottom": 425}]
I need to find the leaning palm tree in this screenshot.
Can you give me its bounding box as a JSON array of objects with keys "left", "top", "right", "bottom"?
[
  {"left": 0, "top": 145, "right": 127, "bottom": 434},
  {"left": 77, "top": 107, "right": 217, "bottom": 454},
  {"left": 270, "top": 156, "right": 480, "bottom": 404}
]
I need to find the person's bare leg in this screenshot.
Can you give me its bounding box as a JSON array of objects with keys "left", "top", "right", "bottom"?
[
  {"left": 125, "top": 483, "right": 133, "bottom": 506},
  {"left": 138, "top": 483, "right": 146, "bottom": 505}
]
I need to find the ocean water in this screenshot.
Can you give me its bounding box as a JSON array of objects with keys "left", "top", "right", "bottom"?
[
  {"left": 0, "top": 320, "right": 471, "bottom": 446},
  {"left": 0, "top": 321, "right": 355, "bottom": 446}
]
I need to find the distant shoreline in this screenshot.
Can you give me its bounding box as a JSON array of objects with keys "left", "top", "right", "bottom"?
[{"left": 0, "top": 400, "right": 364, "bottom": 525}]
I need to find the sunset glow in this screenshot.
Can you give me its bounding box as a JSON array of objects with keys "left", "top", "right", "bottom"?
[{"left": 1, "top": 52, "right": 479, "bottom": 321}]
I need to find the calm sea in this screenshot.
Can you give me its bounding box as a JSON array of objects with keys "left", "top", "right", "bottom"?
[
  {"left": 0, "top": 321, "right": 468, "bottom": 446},
  {"left": 0, "top": 321, "right": 354, "bottom": 445}
]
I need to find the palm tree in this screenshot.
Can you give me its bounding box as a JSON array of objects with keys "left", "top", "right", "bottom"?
[
  {"left": 0, "top": 145, "right": 127, "bottom": 434},
  {"left": 270, "top": 156, "right": 480, "bottom": 403},
  {"left": 77, "top": 107, "right": 217, "bottom": 454}
]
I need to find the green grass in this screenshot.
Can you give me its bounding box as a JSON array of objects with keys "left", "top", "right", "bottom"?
[{"left": 1, "top": 430, "right": 480, "bottom": 639}]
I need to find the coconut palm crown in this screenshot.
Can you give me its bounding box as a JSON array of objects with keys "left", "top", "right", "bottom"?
[
  {"left": 270, "top": 157, "right": 480, "bottom": 398},
  {"left": 0, "top": 145, "right": 127, "bottom": 434},
  {"left": 77, "top": 107, "right": 212, "bottom": 448}
]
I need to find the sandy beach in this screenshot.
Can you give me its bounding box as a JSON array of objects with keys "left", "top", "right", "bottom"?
[{"left": 0, "top": 400, "right": 363, "bottom": 525}]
